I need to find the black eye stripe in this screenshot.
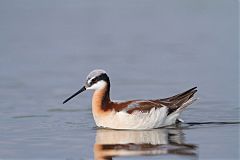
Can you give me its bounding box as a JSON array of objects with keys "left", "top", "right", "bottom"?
[
  {"left": 90, "top": 77, "right": 99, "bottom": 85},
  {"left": 89, "top": 73, "right": 109, "bottom": 85}
]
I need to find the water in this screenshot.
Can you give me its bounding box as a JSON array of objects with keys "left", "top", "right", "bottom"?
[{"left": 0, "top": 0, "right": 239, "bottom": 159}]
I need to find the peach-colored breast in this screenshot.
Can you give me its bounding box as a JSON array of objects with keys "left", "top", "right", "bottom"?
[{"left": 92, "top": 87, "right": 111, "bottom": 116}]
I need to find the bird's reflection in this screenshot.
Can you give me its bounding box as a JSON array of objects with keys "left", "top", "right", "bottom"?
[{"left": 94, "top": 127, "right": 197, "bottom": 160}]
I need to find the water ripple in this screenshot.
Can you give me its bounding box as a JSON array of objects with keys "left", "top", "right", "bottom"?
[
  {"left": 12, "top": 115, "right": 51, "bottom": 119},
  {"left": 47, "top": 108, "right": 81, "bottom": 112}
]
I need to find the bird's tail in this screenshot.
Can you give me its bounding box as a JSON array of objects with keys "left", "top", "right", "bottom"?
[{"left": 161, "top": 87, "right": 198, "bottom": 114}]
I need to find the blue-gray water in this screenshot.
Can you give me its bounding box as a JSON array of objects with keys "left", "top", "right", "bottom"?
[{"left": 0, "top": 0, "right": 239, "bottom": 159}]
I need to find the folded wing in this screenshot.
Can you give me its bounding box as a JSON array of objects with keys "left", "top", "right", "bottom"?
[{"left": 125, "top": 87, "right": 197, "bottom": 114}]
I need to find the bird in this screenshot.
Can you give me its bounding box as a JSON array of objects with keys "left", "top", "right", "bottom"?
[{"left": 63, "top": 69, "right": 197, "bottom": 130}]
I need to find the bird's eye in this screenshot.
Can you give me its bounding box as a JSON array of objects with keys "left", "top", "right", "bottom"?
[{"left": 92, "top": 78, "right": 97, "bottom": 83}]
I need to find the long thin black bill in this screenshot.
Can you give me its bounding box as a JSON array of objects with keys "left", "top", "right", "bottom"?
[{"left": 63, "top": 86, "right": 86, "bottom": 104}]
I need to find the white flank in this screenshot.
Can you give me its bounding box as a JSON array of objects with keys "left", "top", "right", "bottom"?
[{"left": 93, "top": 97, "right": 197, "bottom": 130}]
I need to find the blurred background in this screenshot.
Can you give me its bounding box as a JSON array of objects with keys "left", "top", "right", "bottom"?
[{"left": 0, "top": 0, "right": 238, "bottom": 159}]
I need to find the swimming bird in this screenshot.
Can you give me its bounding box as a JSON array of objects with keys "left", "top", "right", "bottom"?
[{"left": 63, "top": 69, "right": 197, "bottom": 130}]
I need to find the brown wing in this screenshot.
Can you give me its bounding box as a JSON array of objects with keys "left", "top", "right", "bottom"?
[
  {"left": 124, "top": 100, "right": 165, "bottom": 114},
  {"left": 122, "top": 87, "right": 197, "bottom": 114},
  {"left": 154, "top": 87, "right": 197, "bottom": 114}
]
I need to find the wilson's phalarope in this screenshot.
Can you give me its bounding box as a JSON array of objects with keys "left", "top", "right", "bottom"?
[{"left": 63, "top": 69, "right": 197, "bottom": 130}]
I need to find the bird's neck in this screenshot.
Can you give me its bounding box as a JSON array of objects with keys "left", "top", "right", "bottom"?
[{"left": 92, "top": 83, "right": 111, "bottom": 116}]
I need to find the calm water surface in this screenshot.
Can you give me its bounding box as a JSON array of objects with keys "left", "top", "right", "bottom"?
[{"left": 0, "top": 0, "right": 239, "bottom": 159}]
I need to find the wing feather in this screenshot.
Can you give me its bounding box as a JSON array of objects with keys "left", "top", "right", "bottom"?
[{"left": 124, "top": 87, "right": 197, "bottom": 114}]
